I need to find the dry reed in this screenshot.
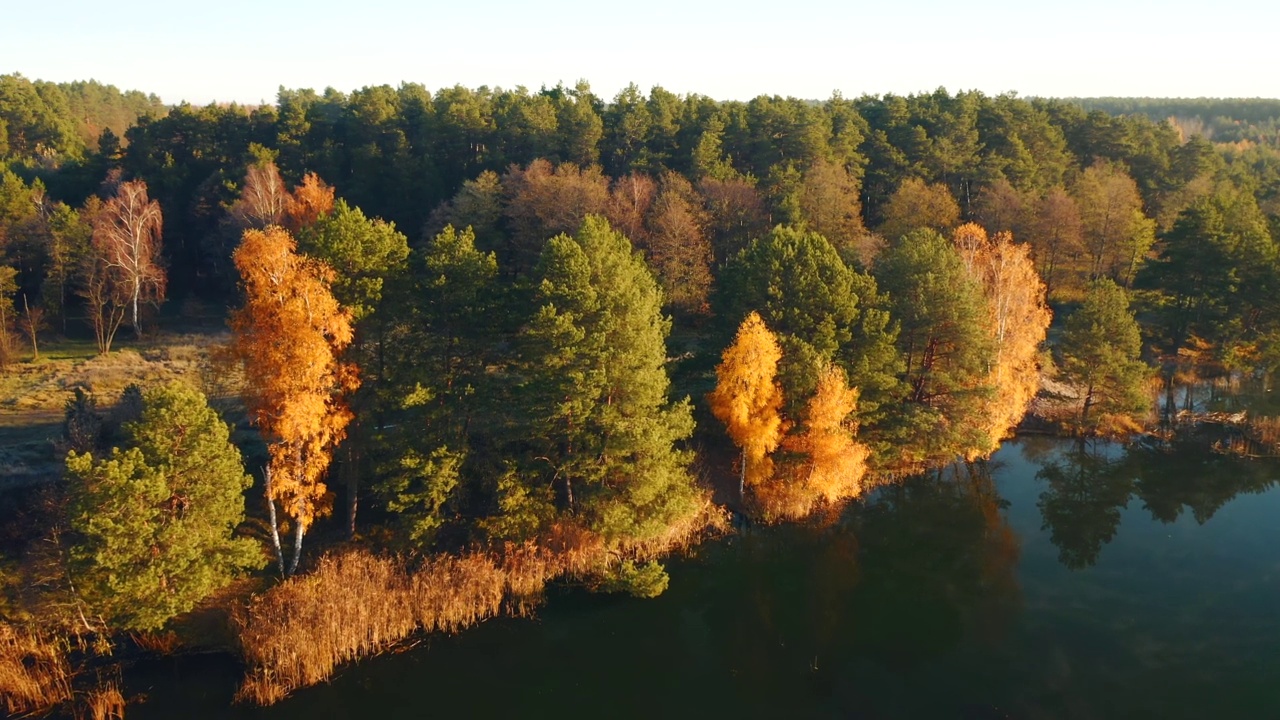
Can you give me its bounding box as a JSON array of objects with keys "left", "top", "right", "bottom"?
[
  {"left": 236, "top": 498, "right": 724, "bottom": 705},
  {"left": 76, "top": 680, "right": 126, "bottom": 720},
  {"left": 0, "top": 622, "right": 73, "bottom": 716}
]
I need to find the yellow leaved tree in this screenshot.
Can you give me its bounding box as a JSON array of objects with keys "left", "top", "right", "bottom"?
[
  {"left": 953, "top": 223, "right": 1051, "bottom": 453},
  {"left": 762, "top": 365, "right": 870, "bottom": 521},
  {"left": 229, "top": 226, "right": 358, "bottom": 576},
  {"left": 709, "top": 312, "right": 786, "bottom": 499}
]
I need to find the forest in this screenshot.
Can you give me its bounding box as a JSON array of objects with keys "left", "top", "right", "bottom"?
[{"left": 3, "top": 71, "right": 1280, "bottom": 715}]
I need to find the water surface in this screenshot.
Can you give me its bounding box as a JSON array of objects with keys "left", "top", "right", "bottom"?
[{"left": 130, "top": 438, "right": 1280, "bottom": 719}]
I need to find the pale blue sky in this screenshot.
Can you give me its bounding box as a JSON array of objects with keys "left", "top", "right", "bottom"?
[{"left": 5, "top": 0, "right": 1278, "bottom": 104}]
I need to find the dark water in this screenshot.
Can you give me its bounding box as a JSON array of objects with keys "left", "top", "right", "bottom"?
[{"left": 128, "top": 438, "right": 1280, "bottom": 719}]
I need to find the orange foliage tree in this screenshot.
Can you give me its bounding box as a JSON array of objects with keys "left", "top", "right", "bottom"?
[
  {"left": 285, "top": 172, "right": 336, "bottom": 233},
  {"left": 953, "top": 223, "right": 1051, "bottom": 452},
  {"left": 792, "top": 366, "right": 870, "bottom": 504},
  {"left": 229, "top": 226, "right": 358, "bottom": 576},
  {"left": 762, "top": 365, "right": 870, "bottom": 521},
  {"left": 709, "top": 312, "right": 786, "bottom": 499}
]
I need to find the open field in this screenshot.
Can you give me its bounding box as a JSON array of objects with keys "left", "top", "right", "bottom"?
[{"left": 0, "top": 331, "right": 241, "bottom": 488}]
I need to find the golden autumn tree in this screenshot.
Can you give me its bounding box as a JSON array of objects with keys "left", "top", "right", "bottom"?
[
  {"left": 709, "top": 312, "right": 786, "bottom": 499},
  {"left": 794, "top": 366, "right": 870, "bottom": 503},
  {"left": 763, "top": 365, "right": 870, "bottom": 521},
  {"left": 953, "top": 223, "right": 1051, "bottom": 452},
  {"left": 284, "top": 172, "right": 336, "bottom": 233},
  {"left": 229, "top": 226, "right": 357, "bottom": 576}
]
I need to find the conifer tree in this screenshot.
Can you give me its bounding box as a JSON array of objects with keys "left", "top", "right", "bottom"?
[
  {"left": 65, "top": 382, "right": 262, "bottom": 631},
  {"left": 515, "top": 215, "right": 701, "bottom": 547},
  {"left": 376, "top": 225, "right": 499, "bottom": 547},
  {"left": 874, "top": 229, "right": 995, "bottom": 466},
  {"left": 1060, "top": 279, "right": 1151, "bottom": 434}
]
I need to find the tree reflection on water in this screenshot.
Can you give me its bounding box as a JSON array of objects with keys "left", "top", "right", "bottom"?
[{"left": 1037, "top": 436, "right": 1278, "bottom": 568}]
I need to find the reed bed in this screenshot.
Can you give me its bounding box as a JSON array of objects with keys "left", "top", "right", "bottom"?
[
  {"left": 236, "top": 499, "right": 723, "bottom": 705},
  {"left": 236, "top": 545, "right": 560, "bottom": 705},
  {"left": 0, "top": 622, "right": 73, "bottom": 716}
]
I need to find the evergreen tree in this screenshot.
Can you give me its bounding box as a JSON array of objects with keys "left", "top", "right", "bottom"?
[
  {"left": 1060, "top": 279, "right": 1151, "bottom": 433},
  {"left": 512, "top": 215, "right": 701, "bottom": 546},
  {"left": 295, "top": 199, "right": 410, "bottom": 323},
  {"left": 873, "top": 229, "right": 994, "bottom": 466},
  {"left": 720, "top": 225, "right": 900, "bottom": 420},
  {"left": 65, "top": 382, "right": 263, "bottom": 631},
  {"left": 375, "top": 225, "right": 500, "bottom": 547}
]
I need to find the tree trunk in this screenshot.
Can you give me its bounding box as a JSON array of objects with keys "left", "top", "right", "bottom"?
[
  {"left": 264, "top": 467, "right": 285, "bottom": 577},
  {"left": 288, "top": 519, "right": 305, "bottom": 577},
  {"left": 739, "top": 447, "right": 746, "bottom": 501},
  {"left": 346, "top": 436, "right": 358, "bottom": 539},
  {"left": 132, "top": 282, "right": 141, "bottom": 339}
]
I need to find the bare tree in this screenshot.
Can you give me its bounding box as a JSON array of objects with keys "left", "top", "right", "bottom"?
[
  {"left": 18, "top": 294, "right": 44, "bottom": 361},
  {"left": 78, "top": 253, "right": 127, "bottom": 354},
  {"left": 92, "top": 179, "right": 165, "bottom": 338},
  {"left": 231, "top": 161, "right": 290, "bottom": 230}
]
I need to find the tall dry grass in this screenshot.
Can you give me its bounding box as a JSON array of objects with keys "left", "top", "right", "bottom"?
[
  {"left": 237, "top": 546, "right": 558, "bottom": 705},
  {"left": 1237, "top": 415, "right": 1280, "bottom": 457},
  {"left": 76, "top": 679, "right": 125, "bottom": 720},
  {"left": 0, "top": 622, "right": 73, "bottom": 716},
  {"left": 237, "top": 500, "right": 724, "bottom": 705}
]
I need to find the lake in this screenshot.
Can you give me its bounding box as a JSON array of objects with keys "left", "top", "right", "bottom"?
[{"left": 127, "top": 437, "right": 1280, "bottom": 719}]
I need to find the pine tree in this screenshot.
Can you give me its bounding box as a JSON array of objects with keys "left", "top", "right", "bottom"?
[
  {"left": 514, "top": 215, "right": 701, "bottom": 547},
  {"left": 719, "top": 225, "right": 900, "bottom": 420},
  {"left": 1060, "top": 279, "right": 1151, "bottom": 434},
  {"left": 375, "top": 225, "right": 499, "bottom": 547},
  {"left": 874, "top": 229, "right": 995, "bottom": 466},
  {"left": 65, "top": 382, "right": 263, "bottom": 631}
]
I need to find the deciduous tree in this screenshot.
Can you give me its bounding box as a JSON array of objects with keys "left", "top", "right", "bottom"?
[
  {"left": 230, "top": 159, "right": 290, "bottom": 230},
  {"left": 283, "top": 172, "right": 335, "bottom": 234},
  {"left": 709, "top": 311, "right": 786, "bottom": 498},
  {"left": 229, "top": 226, "right": 357, "bottom": 575},
  {"left": 0, "top": 266, "right": 17, "bottom": 368},
  {"left": 953, "top": 224, "right": 1051, "bottom": 451},
  {"left": 763, "top": 365, "right": 870, "bottom": 520},
  {"left": 877, "top": 177, "right": 961, "bottom": 242},
  {"left": 92, "top": 179, "right": 164, "bottom": 337},
  {"left": 643, "top": 172, "right": 713, "bottom": 315},
  {"left": 1073, "top": 161, "right": 1155, "bottom": 286},
  {"left": 1027, "top": 186, "right": 1085, "bottom": 297}
]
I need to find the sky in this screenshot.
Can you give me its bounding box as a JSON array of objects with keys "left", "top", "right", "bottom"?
[{"left": 4, "top": 0, "right": 1279, "bottom": 105}]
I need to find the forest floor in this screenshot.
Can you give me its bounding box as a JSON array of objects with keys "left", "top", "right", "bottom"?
[{"left": 0, "top": 328, "right": 241, "bottom": 489}]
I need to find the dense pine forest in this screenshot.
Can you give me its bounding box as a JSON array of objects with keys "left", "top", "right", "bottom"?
[{"left": 3, "top": 72, "right": 1280, "bottom": 715}]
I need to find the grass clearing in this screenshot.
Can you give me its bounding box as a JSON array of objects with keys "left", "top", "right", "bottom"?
[{"left": 0, "top": 330, "right": 243, "bottom": 488}]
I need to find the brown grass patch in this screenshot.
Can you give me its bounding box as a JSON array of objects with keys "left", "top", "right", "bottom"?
[
  {"left": 236, "top": 499, "right": 724, "bottom": 705},
  {"left": 0, "top": 622, "right": 73, "bottom": 716},
  {"left": 75, "top": 678, "right": 125, "bottom": 720}
]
